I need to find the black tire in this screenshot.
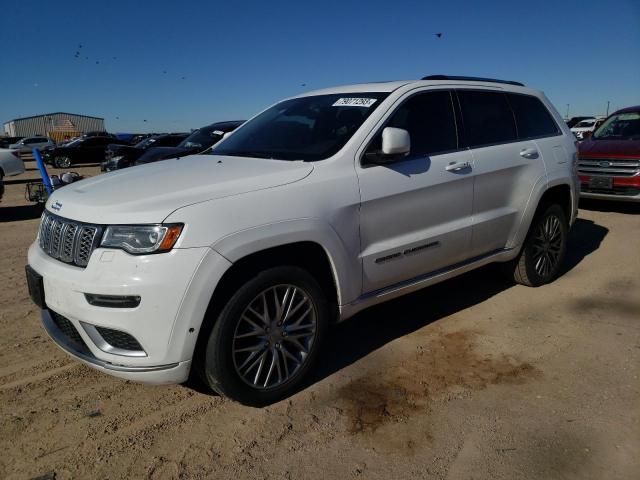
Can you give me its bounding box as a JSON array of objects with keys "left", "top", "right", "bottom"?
[
  {"left": 505, "top": 203, "right": 568, "bottom": 287},
  {"left": 200, "top": 266, "right": 329, "bottom": 406},
  {"left": 0, "top": 172, "right": 4, "bottom": 201}
]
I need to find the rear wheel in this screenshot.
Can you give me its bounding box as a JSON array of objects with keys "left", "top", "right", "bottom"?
[
  {"left": 506, "top": 203, "right": 568, "bottom": 287},
  {"left": 200, "top": 266, "right": 328, "bottom": 406},
  {"left": 54, "top": 156, "right": 71, "bottom": 169}
]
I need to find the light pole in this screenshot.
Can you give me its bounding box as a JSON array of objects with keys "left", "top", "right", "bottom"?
[
  {"left": 565, "top": 104, "right": 570, "bottom": 120},
  {"left": 606, "top": 101, "right": 610, "bottom": 116}
]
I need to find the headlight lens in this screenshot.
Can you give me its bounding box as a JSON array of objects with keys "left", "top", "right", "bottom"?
[
  {"left": 111, "top": 155, "right": 124, "bottom": 162},
  {"left": 101, "top": 224, "right": 183, "bottom": 254}
]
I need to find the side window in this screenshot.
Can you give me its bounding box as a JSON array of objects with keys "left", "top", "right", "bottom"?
[
  {"left": 508, "top": 93, "right": 560, "bottom": 139},
  {"left": 458, "top": 90, "right": 517, "bottom": 147},
  {"left": 367, "top": 90, "right": 458, "bottom": 158},
  {"left": 82, "top": 138, "right": 98, "bottom": 147},
  {"left": 24, "top": 138, "right": 37, "bottom": 144}
]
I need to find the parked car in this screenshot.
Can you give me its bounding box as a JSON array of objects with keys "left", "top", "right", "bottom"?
[
  {"left": 0, "top": 136, "right": 24, "bottom": 149},
  {"left": 83, "top": 131, "right": 116, "bottom": 138},
  {"left": 570, "top": 118, "right": 599, "bottom": 140},
  {"left": 0, "top": 148, "right": 24, "bottom": 200},
  {"left": 577, "top": 105, "right": 640, "bottom": 202},
  {"left": 41, "top": 136, "right": 129, "bottom": 168},
  {"left": 9, "top": 136, "right": 54, "bottom": 152},
  {"left": 134, "top": 121, "right": 244, "bottom": 166},
  {"left": 101, "top": 133, "right": 189, "bottom": 171},
  {"left": 26, "top": 75, "right": 577, "bottom": 406},
  {"left": 566, "top": 116, "right": 593, "bottom": 128},
  {"left": 129, "top": 133, "right": 155, "bottom": 145}
]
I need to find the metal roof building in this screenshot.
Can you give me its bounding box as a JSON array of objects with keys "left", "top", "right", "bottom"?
[{"left": 3, "top": 112, "right": 105, "bottom": 138}]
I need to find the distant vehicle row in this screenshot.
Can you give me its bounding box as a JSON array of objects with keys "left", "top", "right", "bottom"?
[{"left": 101, "top": 121, "right": 243, "bottom": 171}]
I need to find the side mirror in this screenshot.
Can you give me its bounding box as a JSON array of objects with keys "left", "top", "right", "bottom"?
[
  {"left": 382, "top": 127, "right": 410, "bottom": 156},
  {"left": 364, "top": 127, "right": 411, "bottom": 164},
  {"left": 583, "top": 130, "right": 593, "bottom": 139}
]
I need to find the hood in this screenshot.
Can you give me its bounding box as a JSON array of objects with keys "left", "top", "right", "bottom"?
[
  {"left": 136, "top": 146, "right": 191, "bottom": 164},
  {"left": 578, "top": 138, "right": 640, "bottom": 157},
  {"left": 45, "top": 154, "right": 314, "bottom": 224}
]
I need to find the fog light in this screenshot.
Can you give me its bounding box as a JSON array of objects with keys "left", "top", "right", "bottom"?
[{"left": 85, "top": 293, "right": 141, "bottom": 308}]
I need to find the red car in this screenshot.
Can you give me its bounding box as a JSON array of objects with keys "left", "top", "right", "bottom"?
[{"left": 577, "top": 105, "right": 640, "bottom": 202}]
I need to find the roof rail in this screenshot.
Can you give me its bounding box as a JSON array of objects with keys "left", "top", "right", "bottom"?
[{"left": 421, "top": 75, "right": 525, "bottom": 87}]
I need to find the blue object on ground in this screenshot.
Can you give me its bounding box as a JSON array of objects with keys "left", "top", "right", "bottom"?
[{"left": 33, "top": 148, "right": 54, "bottom": 195}]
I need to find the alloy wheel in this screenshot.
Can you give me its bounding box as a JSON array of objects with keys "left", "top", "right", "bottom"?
[
  {"left": 232, "top": 284, "right": 317, "bottom": 390},
  {"left": 56, "top": 156, "right": 71, "bottom": 168},
  {"left": 531, "top": 214, "right": 563, "bottom": 278}
]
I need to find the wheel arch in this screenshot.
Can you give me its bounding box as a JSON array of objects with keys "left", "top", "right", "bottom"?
[
  {"left": 190, "top": 231, "right": 350, "bottom": 382},
  {"left": 510, "top": 174, "right": 574, "bottom": 250}
]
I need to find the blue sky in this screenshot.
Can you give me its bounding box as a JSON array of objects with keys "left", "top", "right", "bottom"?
[{"left": 1, "top": 0, "right": 638, "bottom": 133}]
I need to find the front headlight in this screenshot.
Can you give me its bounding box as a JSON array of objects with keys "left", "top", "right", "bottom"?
[
  {"left": 111, "top": 155, "right": 124, "bottom": 162},
  {"left": 101, "top": 224, "right": 183, "bottom": 254}
]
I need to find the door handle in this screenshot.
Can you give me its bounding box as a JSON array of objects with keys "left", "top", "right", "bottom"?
[
  {"left": 445, "top": 161, "right": 471, "bottom": 172},
  {"left": 520, "top": 148, "right": 539, "bottom": 159}
]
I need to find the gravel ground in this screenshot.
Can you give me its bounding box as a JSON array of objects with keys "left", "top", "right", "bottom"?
[{"left": 1, "top": 159, "right": 638, "bottom": 479}]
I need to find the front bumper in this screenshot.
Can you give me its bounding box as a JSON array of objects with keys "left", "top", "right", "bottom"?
[
  {"left": 28, "top": 242, "right": 232, "bottom": 383},
  {"left": 580, "top": 190, "right": 640, "bottom": 202},
  {"left": 42, "top": 309, "right": 191, "bottom": 383}
]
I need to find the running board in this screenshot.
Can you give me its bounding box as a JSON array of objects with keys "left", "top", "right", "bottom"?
[{"left": 339, "top": 248, "right": 514, "bottom": 321}]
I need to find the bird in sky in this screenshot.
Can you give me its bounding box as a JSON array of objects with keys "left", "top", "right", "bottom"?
[{"left": 435, "top": 33, "right": 442, "bottom": 38}]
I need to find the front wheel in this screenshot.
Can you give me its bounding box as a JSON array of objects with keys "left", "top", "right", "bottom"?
[
  {"left": 200, "top": 266, "right": 329, "bottom": 406},
  {"left": 506, "top": 204, "right": 568, "bottom": 287}
]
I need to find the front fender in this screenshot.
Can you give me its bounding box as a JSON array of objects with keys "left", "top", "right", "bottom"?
[{"left": 211, "top": 218, "right": 361, "bottom": 306}]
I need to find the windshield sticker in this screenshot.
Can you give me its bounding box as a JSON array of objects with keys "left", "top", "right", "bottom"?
[{"left": 332, "top": 98, "right": 377, "bottom": 108}]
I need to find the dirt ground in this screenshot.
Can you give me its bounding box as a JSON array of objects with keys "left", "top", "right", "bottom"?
[{"left": 1, "top": 158, "right": 639, "bottom": 480}]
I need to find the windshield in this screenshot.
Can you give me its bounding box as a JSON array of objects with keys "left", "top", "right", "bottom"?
[
  {"left": 178, "top": 127, "right": 224, "bottom": 150},
  {"left": 593, "top": 112, "right": 640, "bottom": 140},
  {"left": 64, "top": 138, "right": 83, "bottom": 147},
  {"left": 213, "top": 92, "right": 389, "bottom": 161}
]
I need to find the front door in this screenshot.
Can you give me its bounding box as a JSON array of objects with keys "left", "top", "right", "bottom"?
[{"left": 357, "top": 89, "right": 475, "bottom": 293}]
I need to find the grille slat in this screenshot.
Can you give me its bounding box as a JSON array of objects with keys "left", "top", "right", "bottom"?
[
  {"left": 38, "top": 211, "right": 102, "bottom": 268},
  {"left": 578, "top": 157, "right": 640, "bottom": 177}
]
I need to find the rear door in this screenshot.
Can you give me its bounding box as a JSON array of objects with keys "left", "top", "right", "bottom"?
[
  {"left": 76, "top": 138, "right": 102, "bottom": 163},
  {"left": 357, "top": 89, "right": 475, "bottom": 293},
  {"left": 456, "top": 89, "right": 547, "bottom": 257}
]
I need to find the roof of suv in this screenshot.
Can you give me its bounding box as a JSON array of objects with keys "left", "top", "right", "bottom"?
[
  {"left": 613, "top": 105, "right": 640, "bottom": 114},
  {"left": 299, "top": 77, "right": 534, "bottom": 98}
]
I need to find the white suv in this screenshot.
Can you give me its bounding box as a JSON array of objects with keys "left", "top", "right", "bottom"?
[{"left": 26, "top": 76, "right": 579, "bottom": 405}]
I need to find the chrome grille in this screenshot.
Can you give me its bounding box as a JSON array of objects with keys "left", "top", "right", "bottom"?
[
  {"left": 38, "top": 211, "right": 102, "bottom": 267},
  {"left": 577, "top": 157, "right": 640, "bottom": 177}
]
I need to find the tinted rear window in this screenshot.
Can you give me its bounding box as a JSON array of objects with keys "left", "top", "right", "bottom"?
[
  {"left": 458, "top": 90, "right": 517, "bottom": 147},
  {"left": 508, "top": 94, "right": 559, "bottom": 139}
]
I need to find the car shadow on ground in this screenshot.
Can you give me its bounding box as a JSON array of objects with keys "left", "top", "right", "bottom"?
[
  {"left": 186, "top": 217, "right": 609, "bottom": 401},
  {"left": 302, "top": 217, "right": 608, "bottom": 397},
  {"left": 0, "top": 204, "right": 43, "bottom": 223},
  {"left": 579, "top": 198, "right": 640, "bottom": 215}
]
